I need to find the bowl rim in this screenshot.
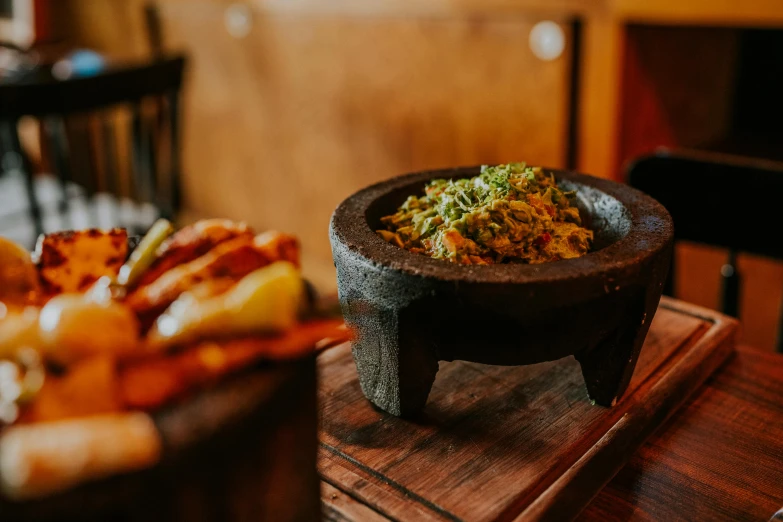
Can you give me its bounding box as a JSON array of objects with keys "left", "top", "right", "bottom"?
[{"left": 330, "top": 165, "right": 673, "bottom": 284}]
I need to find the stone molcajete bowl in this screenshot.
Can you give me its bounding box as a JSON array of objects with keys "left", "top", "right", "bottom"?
[{"left": 329, "top": 166, "right": 673, "bottom": 417}]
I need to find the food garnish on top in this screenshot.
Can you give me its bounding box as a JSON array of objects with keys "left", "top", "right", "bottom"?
[
  {"left": 377, "top": 163, "right": 594, "bottom": 265},
  {"left": 0, "top": 220, "right": 348, "bottom": 500}
]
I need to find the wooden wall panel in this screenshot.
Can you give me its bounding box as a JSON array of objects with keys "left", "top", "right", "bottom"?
[
  {"left": 159, "top": 3, "right": 572, "bottom": 289},
  {"left": 578, "top": 14, "right": 623, "bottom": 179},
  {"left": 613, "top": 0, "right": 783, "bottom": 27},
  {"left": 676, "top": 242, "right": 783, "bottom": 352},
  {"left": 50, "top": 0, "right": 151, "bottom": 61},
  {"left": 617, "top": 26, "right": 739, "bottom": 177}
]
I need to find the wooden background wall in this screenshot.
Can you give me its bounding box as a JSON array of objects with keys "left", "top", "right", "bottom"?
[{"left": 35, "top": 0, "right": 783, "bottom": 351}]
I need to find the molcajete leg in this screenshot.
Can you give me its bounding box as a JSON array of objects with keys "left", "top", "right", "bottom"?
[
  {"left": 349, "top": 306, "right": 439, "bottom": 417},
  {"left": 575, "top": 296, "right": 651, "bottom": 407}
]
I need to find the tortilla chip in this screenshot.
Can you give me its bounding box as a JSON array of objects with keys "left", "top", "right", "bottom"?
[{"left": 36, "top": 229, "right": 127, "bottom": 295}]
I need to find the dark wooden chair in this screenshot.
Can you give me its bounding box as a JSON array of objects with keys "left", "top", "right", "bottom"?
[
  {"left": 627, "top": 149, "right": 783, "bottom": 351},
  {"left": 0, "top": 54, "right": 186, "bottom": 244}
]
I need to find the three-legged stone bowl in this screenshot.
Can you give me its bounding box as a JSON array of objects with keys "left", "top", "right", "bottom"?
[{"left": 330, "top": 166, "right": 673, "bottom": 417}]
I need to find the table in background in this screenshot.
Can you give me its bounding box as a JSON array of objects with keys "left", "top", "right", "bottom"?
[{"left": 581, "top": 344, "right": 783, "bottom": 521}]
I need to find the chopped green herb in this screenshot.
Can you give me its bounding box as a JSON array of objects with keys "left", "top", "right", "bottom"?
[{"left": 377, "top": 163, "right": 594, "bottom": 265}]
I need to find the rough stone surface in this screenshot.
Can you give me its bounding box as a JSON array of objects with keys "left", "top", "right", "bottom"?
[{"left": 330, "top": 166, "right": 674, "bottom": 417}]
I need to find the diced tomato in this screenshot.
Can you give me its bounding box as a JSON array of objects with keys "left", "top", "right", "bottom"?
[
  {"left": 441, "top": 229, "right": 465, "bottom": 254},
  {"left": 534, "top": 232, "right": 552, "bottom": 247},
  {"left": 527, "top": 194, "right": 542, "bottom": 208},
  {"left": 545, "top": 205, "right": 556, "bottom": 217}
]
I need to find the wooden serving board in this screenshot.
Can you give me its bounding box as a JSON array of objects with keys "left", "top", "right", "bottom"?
[{"left": 317, "top": 297, "right": 738, "bottom": 522}]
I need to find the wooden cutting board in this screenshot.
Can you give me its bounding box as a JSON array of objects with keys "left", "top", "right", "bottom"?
[{"left": 317, "top": 297, "right": 738, "bottom": 522}]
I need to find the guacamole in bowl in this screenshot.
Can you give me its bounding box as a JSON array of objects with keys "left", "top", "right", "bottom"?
[{"left": 376, "top": 163, "right": 593, "bottom": 265}]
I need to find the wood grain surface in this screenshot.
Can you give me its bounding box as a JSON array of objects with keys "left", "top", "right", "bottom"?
[
  {"left": 580, "top": 343, "right": 783, "bottom": 522},
  {"left": 317, "top": 298, "right": 737, "bottom": 521}
]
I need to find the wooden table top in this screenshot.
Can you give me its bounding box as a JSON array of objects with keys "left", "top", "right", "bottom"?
[
  {"left": 319, "top": 298, "right": 783, "bottom": 521},
  {"left": 580, "top": 344, "right": 783, "bottom": 522}
]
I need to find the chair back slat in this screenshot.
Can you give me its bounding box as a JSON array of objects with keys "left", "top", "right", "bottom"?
[
  {"left": 0, "top": 55, "right": 186, "bottom": 245},
  {"left": 101, "top": 115, "right": 119, "bottom": 198},
  {"left": 628, "top": 152, "right": 783, "bottom": 260},
  {"left": 43, "top": 116, "right": 72, "bottom": 217},
  {"left": 165, "top": 90, "right": 182, "bottom": 219},
  {"left": 627, "top": 150, "right": 783, "bottom": 351},
  {"left": 131, "top": 102, "right": 154, "bottom": 205}
]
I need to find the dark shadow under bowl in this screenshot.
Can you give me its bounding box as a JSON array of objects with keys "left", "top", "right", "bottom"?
[{"left": 330, "top": 166, "right": 673, "bottom": 416}]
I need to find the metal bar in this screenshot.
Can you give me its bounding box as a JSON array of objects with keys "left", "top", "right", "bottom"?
[
  {"left": 720, "top": 250, "right": 740, "bottom": 317},
  {"left": 663, "top": 252, "right": 675, "bottom": 297}
]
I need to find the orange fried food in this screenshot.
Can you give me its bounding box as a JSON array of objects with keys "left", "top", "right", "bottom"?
[
  {"left": 125, "top": 232, "right": 300, "bottom": 324},
  {"left": 0, "top": 413, "right": 161, "bottom": 501},
  {"left": 134, "top": 219, "right": 253, "bottom": 288},
  {"left": 37, "top": 295, "right": 141, "bottom": 366},
  {"left": 36, "top": 229, "right": 127, "bottom": 295},
  {"left": 20, "top": 356, "right": 122, "bottom": 423},
  {"left": 119, "top": 318, "right": 348, "bottom": 410}
]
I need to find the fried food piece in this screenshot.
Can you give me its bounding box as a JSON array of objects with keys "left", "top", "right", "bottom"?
[
  {"left": 252, "top": 230, "right": 300, "bottom": 270},
  {"left": 134, "top": 219, "right": 253, "bottom": 288},
  {"left": 125, "top": 232, "right": 300, "bottom": 323},
  {"left": 35, "top": 229, "right": 128, "bottom": 295},
  {"left": 120, "top": 318, "right": 348, "bottom": 410},
  {"left": 179, "top": 277, "right": 238, "bottom": 301},
  {"left": 0, "top": 307, "right": 40, "bottom": 361},
  {"left": 0, "top": 412, "right": 161, "bottom": 500},
  {"left": 0, "top": 237, "right": 40, "bottom": 305},
  {"left": 38, "top": 294, "right": 140, "bottom": 366},
  {"left": 20, "top": 356, "right": 122, "bottom": 423},
  {"left": 147, "top": 262, "right": 304, "bottom": 351},
  {"left": 0, "top": 294, "right": 141, "bottom": 366},
  {"left": 116, "top": 219, "right": 174, "bottom": 288}
]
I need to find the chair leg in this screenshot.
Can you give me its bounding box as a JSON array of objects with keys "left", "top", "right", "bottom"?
[
  {"left": 22, "top": 165, "right": 42, "bottom": 239},
  {"left": 166, "top": 90, "right": 182, "bottom": 219},
  {"left": 44, "top": 117, "right": 72, "bottom": 229},
  {"left": 131, "top": 103, "right": 153, "bottom": 204},
  {"left": 663, "top": 252, "right": 675, "bottom": 297},
  {"left": 776, "top": 297, "right": 783, "bottom": 354},
  {"left": 5, "top": 120, "right": 43, "bottom": 240},
  {"left": 720, "top": 250, "right": 740, "bottom": 318}
]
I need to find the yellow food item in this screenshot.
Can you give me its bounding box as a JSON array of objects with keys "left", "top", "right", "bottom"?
[
  {"left": 125, "top": 231, "right": 300, "bottom": 320},
  {"left": 117, "top": 219, "right": 174, "bottom": 288},
  {"left": 38, "top": 295, "right": 140, "bottom": 365},
  {"left": 121, "top": 318, "right": 349, "bottom": 410},
  {"left": 35, "top": 229, "right": 128, "bottom": 295},
  {"left": 0, "top": 237, "right": 39, "bottom": 304},
  {"left": 0, "top": 412, "right": 161, "bottom": 500},
  {"left": 148, "top": 261, "right": 304, "bottom": 350},
  {"left": 0, "top": 308, "right": 41, "bottom": 361}
]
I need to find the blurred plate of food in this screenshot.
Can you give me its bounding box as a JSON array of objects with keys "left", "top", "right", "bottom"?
[{"left": 0, "top": 218, "right": 349, "bottom": 521}]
